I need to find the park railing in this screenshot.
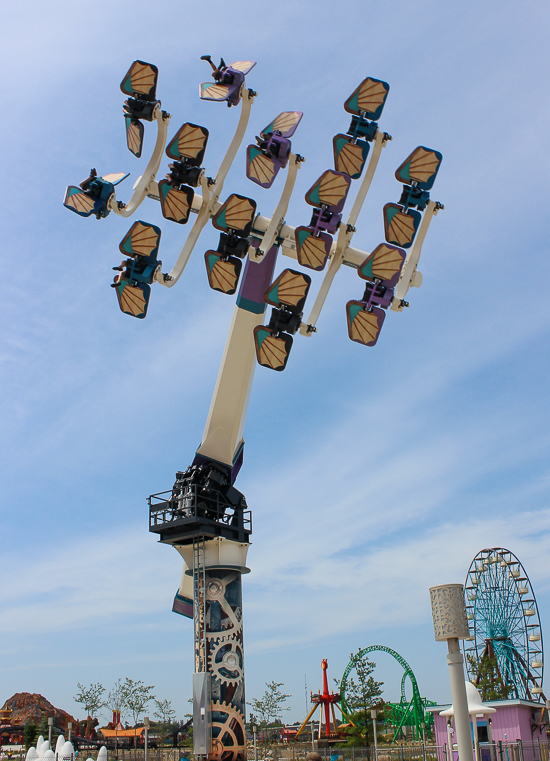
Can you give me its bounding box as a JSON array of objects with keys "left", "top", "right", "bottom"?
[
  {"left": 246, "top": 742, "right": 550, "bottom": 761},
  {"left": 247, "top": 745, "right": 446, "bottom": 761}
]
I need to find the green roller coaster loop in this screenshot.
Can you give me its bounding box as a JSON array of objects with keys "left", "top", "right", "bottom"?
[{"left": 340, "top": 645, "right": 436, "bottom": 743}]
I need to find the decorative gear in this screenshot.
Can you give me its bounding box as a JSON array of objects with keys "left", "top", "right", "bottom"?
[
  {"left": 205, "top": 571, "right": 242, "bottom": 636},
  {"left": 206, "top": 578, "right": 226, "bottom": 598},
  {"left": 209, "top": 700, "right": 245, "bottom": 761},
  {"left": 206, "top": 601, "right": 242, "bottom": 639},
  {"left": 205, "top": 572, "right": 238, "bottom": 600},
  {"left": 208, "top": 635, "right": 244, "bottom": 686}
]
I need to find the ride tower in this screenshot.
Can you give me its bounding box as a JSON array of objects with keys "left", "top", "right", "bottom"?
[{"left": 63, "top": 56, "right": 444, "bottom": 761}]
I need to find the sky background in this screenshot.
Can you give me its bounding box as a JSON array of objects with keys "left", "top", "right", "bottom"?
[{"left": 1, "top": 0, "right": 550, "bottom": 726}]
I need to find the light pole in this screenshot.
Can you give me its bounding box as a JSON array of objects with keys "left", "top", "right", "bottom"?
[
  {"left": 68, "top": 723, "right": 72, "bottom": 743},
  {"left": 429, "top": 584, "right": 474, "bottom": 761},
  {"left": 144, "top": 717, "right": 149, "bottom": 761},
  {"left": 446, "top": 720, "right": 454, "bottom": 761},
  {"left": 370, "top": 709, "right": 378, "bottom": 761},
  {"left": 253, "top": 725, "right": 258, "bottom": 761},
  {"left": 421, "top": 721, "right": 427, "bottom": 761},
  {"left": 48, "top": 717, "right": 53, "bottom": 747}
]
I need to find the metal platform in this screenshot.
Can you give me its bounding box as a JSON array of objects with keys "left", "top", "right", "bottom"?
[{"left": 148, "top": 475, "right": 251, "bottom": 545}]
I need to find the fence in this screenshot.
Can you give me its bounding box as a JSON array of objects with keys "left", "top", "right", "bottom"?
[
  {"left": 0, "top": 751, "right": 187, "bottom": 761},
  {"left": 247, "top": 742, "right": 550, "bottom": 761},
  {"left": 4, "top": 741, "right": 548, "bottom": 761},
  {"left": 247, "top": 745, "right": 446, "bottom": 761}
]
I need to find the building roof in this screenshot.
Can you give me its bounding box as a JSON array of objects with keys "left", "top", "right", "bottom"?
[
  {"left": 428, "top": 699, "right": 546, "bottom": 713},
  {"left": 100, "top": 727, "right": 145, "bottom": 738}
]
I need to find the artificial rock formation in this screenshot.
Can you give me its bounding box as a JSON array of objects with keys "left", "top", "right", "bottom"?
[{"left": 1, "top": 694, "right": 76, "bottom": 732}]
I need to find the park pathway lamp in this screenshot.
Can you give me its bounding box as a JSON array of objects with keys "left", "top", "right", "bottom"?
[
  {"left": 144, "top": 716, "right": 149, "bottom": 761},
  {"left": 68, "top": 723, "right": 72, "bottom": 742},
  {"left": 370, "top": 709, "right": 378, "bottom": 761},
  {"left": 430, "top": 584, "right": 474, "bottom": 761},
  {"left": 64, "top": 56, "right": 444, "bottom": 761},
  {"left": 48, "top": 717, "right": 53, "bottom": 746},
  {"left": 421, "top": 721, "right": 427, "bottom": 761}
]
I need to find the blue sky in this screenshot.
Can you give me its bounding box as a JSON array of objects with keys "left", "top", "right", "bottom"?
[{"left": 2, "top": 0, "right": 550, "bottom": 725}]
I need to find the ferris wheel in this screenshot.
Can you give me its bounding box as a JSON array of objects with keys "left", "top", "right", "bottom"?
[{"left": 464, "top": 547, "right": 545, "bottom": 702}]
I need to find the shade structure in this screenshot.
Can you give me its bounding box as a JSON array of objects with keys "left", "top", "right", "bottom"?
[
  {"left": 264, "top": 269, "right": 311, "bottom": 313},
  {"left": 260, "top": 111, "right": 303, "bottom": 139},
  {"left": 125, "top": 116, "right": 144, "bottom": 157},
  {"left": 344, "top": 76, "right": 390, "bottom": 120},
  {"left": 120, "top": 60, "right": 158, "bottom": 100},
  {"left": 159, "top": 181, "right": 193, "bottom": 224},
  {"left": 246, "top": 146, "right": 280, "bottom": 188},
  {"left": 212, "top": 194, "right": 257, "bottom": 236},
  {"left": 305, "top": 170, "right": 351, "bottom": 213},
  {"left": 333, "top": 134, "right": 370, "bottom": 179},
  {"left": 166, "top": 122, "right": 209, "bottom": 164},
  {"left": 439, "top": 682, "right": 496, "bottom": 717},
  {"left": 204, "top": 252, "right": 242, "bottom": 295}
]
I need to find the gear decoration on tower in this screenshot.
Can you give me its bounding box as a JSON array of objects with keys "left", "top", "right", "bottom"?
[
  {"left": 208, "top": 634, "right": 244, "bottom": 686},
  {"left": 210, "top": 701, "right": 246, "bottom": 761},
  {"left": 205, "top": 572, "right": 243, "bottom": 637}
]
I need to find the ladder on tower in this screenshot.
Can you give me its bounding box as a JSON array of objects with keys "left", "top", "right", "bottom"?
[{"left": 193, "top": 536, "right": 207, "bottom": 673}]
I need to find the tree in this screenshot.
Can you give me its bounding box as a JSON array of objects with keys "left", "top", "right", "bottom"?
[
  {"left": 153, "top": 699, "right": 177, "bottom": 745},
  {"left": 248, "top": 681, "right": 290, "bottom": 744},
  {"left": 122, "top": 679, "right": 155, "bottom": 725},
  {"left": 38, "top": 716, "right": 60, "bottom": 744},
  {"left": 154, "top": 699, "right": 176, "bottom": 725},
  {"left": 338, "top": 650, "right": 384, "bottom": 746},
  {"left": 24, "top": 723, "right": 38, "bottom": 751},
  {"left": 74, "top": 683, "right": 106, "bottom": 719},
  {"left": 248, "top": 713, "right": 259, "bottom": 730},
  {"left": 467, "top": 654, "right": 512, "bottom": 701},
  {"left": 106, "top": 678, "right": 128, "bottom": 721}
]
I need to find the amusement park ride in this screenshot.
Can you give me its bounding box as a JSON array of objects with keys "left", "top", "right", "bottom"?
[
  {"left": 295, "top": 660, "right": 344, "bottom": 741},
  {"left": 294, "top": 654, "right": 435, "bottom": 743},
  {"left": 464, "top": 547, "right": 545, "bottom": 703},
  {"left": 63, "top": 57, "right": 444, "bottom": 761}
]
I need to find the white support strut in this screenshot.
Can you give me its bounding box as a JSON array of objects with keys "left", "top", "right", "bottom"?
[
  {"left": 111, "top": 105, "right": 171, "bottom": 218},
  {"left": 196, "top": 305, "right": 261, "bottom": 466},
  {"left": 160, "top": 88, "right": 255, "bottom": 287},
  {"left": 254, "top": 152, "right": 303, "bottom": 258},
  {"left": 196, "top": 156, "right": 303, "bottom": 466},
  {"left": 302, "top": 128, "right": 389, "bottom": 333},
  {"left": 390, "top": 198, "right": 442, "bottom": 311}
]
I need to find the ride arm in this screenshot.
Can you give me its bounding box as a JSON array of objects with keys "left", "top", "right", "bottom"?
[
  {"left": 251, "top": 152, "right": 303, "bottom": 259},
  {"left": 158, "top": 87, "right": 255, "bottom": 287},
  {"left": 302, "top": 128, "right": 389, "bottom": 334},
  {"left": 196, "top": 305, "right": 259, "bottom": 466},
  {"left": 111, "top": 105, "right": 171, "bottom": 218},
  {"left": 334, "top": 702, "right": 357, "bottom": 728},
  {"left": 294, "top": 705, "right": 319, "bottom": 739},
  {"left": 390, "top": 198, "right": 443, "bottom": 311},
  {"left": 196, "top": 245, "right": 278, "bottom": 467}
]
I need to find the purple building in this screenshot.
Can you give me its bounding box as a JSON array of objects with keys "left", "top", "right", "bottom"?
[{"left": 429, "top": 699, "right": 549, "bottom": 761}]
